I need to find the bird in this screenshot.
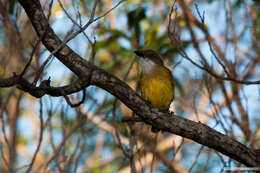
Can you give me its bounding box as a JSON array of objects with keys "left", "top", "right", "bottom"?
[{"left": 134, "top": 50, "right": 174, "bottom": 131}]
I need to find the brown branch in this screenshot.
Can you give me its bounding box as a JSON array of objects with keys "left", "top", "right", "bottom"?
[
  {"left": 64, "top": 88, "right": 86, "bottom": 107},
  {"left": 0, "top": 74, "right": 91, "bottom": 98},
  {"left": 12, "top": 0, "right": 260, "bottom": 167},
  {"left": 26, "top": 98, "right": 44, "bottom": 173}
]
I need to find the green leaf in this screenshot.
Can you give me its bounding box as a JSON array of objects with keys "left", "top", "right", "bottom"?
[{"left": 9, "top": 0, "right": 17, "bottom": 14}]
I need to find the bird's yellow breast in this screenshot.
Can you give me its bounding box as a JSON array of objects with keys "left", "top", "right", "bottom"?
[{"left": 140, "top": 66, "right": 174, "bottom": 111}]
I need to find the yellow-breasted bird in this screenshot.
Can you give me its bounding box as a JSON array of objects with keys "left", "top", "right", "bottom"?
[{"left": 134, "top": 50, "right": 174, "bottom": 112}]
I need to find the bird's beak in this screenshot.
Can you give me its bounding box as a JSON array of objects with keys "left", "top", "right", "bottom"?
[{"left": 134, "top": 50, "right": 144, "bottom": 57}]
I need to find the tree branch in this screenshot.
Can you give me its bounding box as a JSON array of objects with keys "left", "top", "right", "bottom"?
[{"left": 0, "top": 74, "right": 90, "bottom": 98}]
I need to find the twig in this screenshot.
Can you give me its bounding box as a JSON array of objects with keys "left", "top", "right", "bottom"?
[
  {"left": 64, "top": 88, "right": 86, "bottom": 107},
  {"left": 172, "top": 137, "right": 184, "bottom": 161},
  {"left": 188, "top": 146, "right": 204, "bottom": 173},
  {"left": 26, "top": 98, "right": 44, "bottom": 173},
  {"left": 20, "top": 39, "right": 41, "bottom": 77},
  {"left": 194, "top": 3, "right": 231, "bottom": 78}
]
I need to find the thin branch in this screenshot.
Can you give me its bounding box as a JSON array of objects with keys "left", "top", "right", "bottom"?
[
  {"left": 172, "top": 138, "right": 184, "bottom": 161},
  {"left": 57, "top": 0, "right": 93, "bottom": 45},
  {"left": 43, "top": 118, "right": 84, "bottom": 171},
  {"left": 188, "top": 146, "right": 204, "bottom": 173},
  {"left": 194, "top": 3, "right": 231, "bottom": 78},
  {"left": 92, "top": 0, "right": 127, "bottom": 23},
  {"left": 20, "top": 39, "right": 41, "bottom": 77},
  {"left": 64, "top": 88, "right": 86, "bottom": 107},
  {"left": 26, "top": 98, "right": 44, "bottom": 173}
]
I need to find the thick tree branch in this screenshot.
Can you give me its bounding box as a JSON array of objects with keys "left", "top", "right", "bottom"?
[
  {"left": 0, "top": 74, "right": 90, "bottom": 98},
  {"left": 7, "top": 0, "right": 259, "bottom": 167}
]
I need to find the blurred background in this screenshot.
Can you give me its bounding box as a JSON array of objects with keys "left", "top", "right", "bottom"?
[{"left": 0, "top": 0, "right": 260, "bottom": 172}]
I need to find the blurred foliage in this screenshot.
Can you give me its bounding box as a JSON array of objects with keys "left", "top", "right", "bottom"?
[
  {"left": 9, "top": 0, "right": 17, "bottom": 14},
  {"left": 256, "top": 11, "right": 260, "bottom": 39}
]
